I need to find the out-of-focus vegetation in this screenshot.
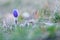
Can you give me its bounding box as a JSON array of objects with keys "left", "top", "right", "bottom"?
[
  {"left": 0, "top": 0, "right": 60, "bottom": 40},
  {"left": 51, "top": 12, "right": 60, "bottom": 23}
]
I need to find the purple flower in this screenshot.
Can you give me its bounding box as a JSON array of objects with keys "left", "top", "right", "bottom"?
[{"left": 13, "top": 9, "right": 18, "bottom": 18}]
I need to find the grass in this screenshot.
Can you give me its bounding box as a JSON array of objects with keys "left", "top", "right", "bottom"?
[
  {"left": 0, "top": 22, "right": 58, "bottom": 40},
  {"left": 0, "top": 0, "right": 60, "bottom": 40},
  {"left": 0, "top": 7, "right": 60, "bottom": 40}
]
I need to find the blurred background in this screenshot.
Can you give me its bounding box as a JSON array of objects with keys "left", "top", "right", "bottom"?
[{"left": 0, "top": 0, "right": 60, "bottom": 40}]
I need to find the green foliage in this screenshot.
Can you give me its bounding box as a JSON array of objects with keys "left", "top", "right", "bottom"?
[
  {"left": 54, "top": 12, "right": 60, "bottom": 20},
  {"left": 44, "top": 8, "right": 50, "bottom": 17},
  {"left": 0, "top": 32, "right": 4, "bottom": 40},
  {"left": 47, "top": 25, "right": 56, "bottom": 33},
  {"left": 10, "top": 25, "right": 28, "bottom": 40},
  {"left": 18, "top": 15, "right": 24, "bottom": 22},
  {"left": 52, "top": 12, "right": 60, "bottom": 23},
  {"left": 0, "top": 22, "right": 58, "bottom": 40},
  {"left": 32, "top": 27, "right": 42, "bottom": 39},
  {"left": 46, "top": 25, "right": 56, "bottom": 40}
]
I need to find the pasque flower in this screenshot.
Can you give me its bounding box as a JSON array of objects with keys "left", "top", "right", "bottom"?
[
  {"left": 13, "top": 9, "right": 19, "bottom": 24},
  {"left": 13, "top": 9, "right": 18, "bottom": 18}
]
